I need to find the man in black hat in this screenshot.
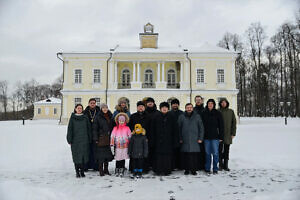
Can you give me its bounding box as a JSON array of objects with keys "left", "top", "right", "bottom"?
[
  {"left": 129, "top": 101, "right": 150, "bottom": 172},
  {"left": 169, "top": 98, "right": 183, "bottom": 170},
  {"left": 152, "top": 102, "right": 177, "bottom": 175},
  {"left": 145, "top": 97, "right": 159, "bottom": 169}
]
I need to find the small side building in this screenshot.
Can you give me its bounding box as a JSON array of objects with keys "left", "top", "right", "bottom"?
[{"left": 33, "top": 97, "right": 61, "bottom": 120}]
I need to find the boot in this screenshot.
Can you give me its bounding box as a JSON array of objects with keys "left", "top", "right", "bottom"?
[
  {"left": 75, "top": 164, "right": 80, "bottom": 178},
  {"left": 224, "top": 159, "right": 230, "bottom": 171},
  {"left": 115, "top": 168, "right": 120, "bottom": 177},
  {"left": 99, "top": 163, "right": 105, "bottom": 176},
  {"left": 79, "top": 165, "right": 85, "bottom": 177},
  {"left": 104, "top": 162, "right": 110, "bottom": 175},
  {"left": 120, "top": 168, "right": 125, "bottom": 177},
  {"left": 219, "top": 158, "right": 224, "bottom": 171}
]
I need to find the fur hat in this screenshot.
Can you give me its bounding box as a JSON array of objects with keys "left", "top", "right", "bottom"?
[
  {"left": 132, "top": 124, "right": 146, "bottom": 135},
  {"left": 171, "top": 98, "right": 180, "bottom": 105},
  {"left": 146, "top": 97, "right": 155, "bottom": 103},
  {"left": 114, "top": 112, "right": 130, "bottom": 124},
  {"left": 137, "top": 101, "right": 145, "bottom": 107},
  {"left": 159, "top": 102, "right": 170, "bottom": 109}
]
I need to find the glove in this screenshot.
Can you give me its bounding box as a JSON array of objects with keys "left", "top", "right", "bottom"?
[{"left": 110, "top": 146, "right": 115, "bottom": 156}]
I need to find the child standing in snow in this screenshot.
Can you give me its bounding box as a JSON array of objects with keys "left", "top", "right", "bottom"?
[
  {"left": 128, "top": 124, "right": 148, "bottom": 178},
  {"left": 110, "top": 113, "right": 131, "bottom": 177}
]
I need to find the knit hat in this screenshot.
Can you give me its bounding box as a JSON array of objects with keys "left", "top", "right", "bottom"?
[
  {"left": 100, "top": 103, "right": 108, "bottom": 110},
  {"left": 146, "top": 97, "right": 155, "bottom": 103},
  {"left": 171, "top": 98, "right": 180, "bottom": 105},
  {"left": 133, "top": 124, "right": 146, "bottom": 135},
  {"left": 159, "top": 102, "right": 170, "bottom": 109},
  {"left": 137, "top": 101, "right": 145, "bottom": 107},
  {"left": 118, "top": 115, "right": 126, "bottom": 122},
  {"left": 114, "top": 112, "right": 130, "bottom": 124}
]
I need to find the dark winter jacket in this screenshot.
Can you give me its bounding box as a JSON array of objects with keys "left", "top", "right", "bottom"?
[
  {"left": 152, "top": 112, "right": 177, "bottom": 154},
  {"left": 194, "top": 104, "right": 205, "bottom": 116},
  {"left": 128, "top": 111, "right": 150, "bottom": 133},
  {"left": 145, "top": 105, "right": 160, "bottom": 148},
  {"left": 83, "top": 106, "right": 100, "bottom": 125},
  {"left": 202, "top": 108, "right": 224, "bottom": 140},
  {"left": 113, "top": 105, "right": 131, "bottom": 118},
  {"left": 128, "top": 132, "right": 148, "bottom": 159},
  {"left": 67, "top": 113, "right": 92, "bottom": 164},
  {"left": 169, "top": 109, "right": 183, "bottom": 148},
  {"left": 218, "top": 100, "right": 237, "bottom": 145},
  {"left": 178, "top": 111, "right": 204, "bottom": 152},
  {"left": 92, "top": 110, "right": 114, "bottom": 163}
]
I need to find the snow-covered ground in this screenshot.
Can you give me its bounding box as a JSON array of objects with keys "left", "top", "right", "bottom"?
[{"left": 0, "top": 118, "right": 299, "bottom": 200}]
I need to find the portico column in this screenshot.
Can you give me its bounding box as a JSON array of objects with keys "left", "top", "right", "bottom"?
[
  {"left": 157, "top": 62, "right": 160, "bottom": 82},
  {"left": 162, "top": 62, "right": 165, "bottom": 82},
  {"left": 180, "top": 61, "right": 183, "bottom": 84},
  {"left": 133, "top": 61, "right": 136, "bottom": 82},
  {"left": 137, "top": 62, "right": 141, "bottom": 82},
  {"left": 114, "top": 61, "right": 118, "bottom": 88}
]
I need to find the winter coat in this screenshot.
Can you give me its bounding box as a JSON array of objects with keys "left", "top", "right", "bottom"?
[
  {"left": 178, "top": 111, "right": 204, "bottom": 152},
  {"left": 112, "top": 105, "right": 131, "bottom": 119},
  {"left": 92, "top": 110, "right": 114, "bottom": 163},
  {"left": 202, "top": 108, "right": 224, "bottom": 140},
  {"left": 169, "top": 109, "right": 183, "bottom": 148},
  {"left": 218, "top": 101, "right": 237, "bottom": 145},
  {"left": 128, "top": 111, "right": 150, "bottom": 133},
  {"left": 110, "top": 113, "right": 131, "bottom": 149},
  {"left": 152, "top": 112, "right": 177, "bottom": 154},
  {"left": 145, "top": 105, "right": 160, "bottom": 148},
  {"left": 128, "top": 130, "right": 148, "bottom": 159},
  {"left": 67, "top": 113, "right": 92, "bottom": 164},
  {"left": 83, "top": 106, "right": 100, "bottom": 125},
  {"left": 194, "top": 104, "right": 204, "bottom": 116}
]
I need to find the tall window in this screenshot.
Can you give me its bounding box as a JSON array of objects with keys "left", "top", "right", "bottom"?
[
  {"left": 38, "top": 108, "right": 41, "bottom": 114},
  {"left": 54, "top": 108, "right": 57, "bottom": 115},
  {"left": 217, "top": 69, "right": 225, "bottom": 83},
  {"left": 144, "top": 69, "right": 153, "bottom": 84},
  {"left": 122, "top": 69, "right": 130, "bottom": 86},
  {"left": 196, "top": 69, "right": 205, "bottom": 83},
  {"left": 94, "top": 98, "right": 101, "bottom": 107},
  {"left": 167, "top": 69, "right": 176, "bottom": 86},
  {"left": 74, "top": 69, "right": 82, "bottom": 84},
  {"left": 74, "top": 98, "right": 82, "bottom": 106},
  {"left": 93, "top": 69, "right": 101, "bottom": 83}
]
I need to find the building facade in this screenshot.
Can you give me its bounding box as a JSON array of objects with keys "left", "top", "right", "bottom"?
[
  {"left": 58, "top": 23, "right": 238, "bottom": 124},
  {"left": 33, "top": 97, "right": 61, "bottom": 120}
]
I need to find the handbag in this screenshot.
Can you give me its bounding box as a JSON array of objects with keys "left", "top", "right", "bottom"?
[{"left": 97, "top": 132, "right": 110, "bottom": 147}]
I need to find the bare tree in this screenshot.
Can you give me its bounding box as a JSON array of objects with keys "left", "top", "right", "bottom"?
[{"left": 0, "top": 81, "right": 8, "bottom": 119}]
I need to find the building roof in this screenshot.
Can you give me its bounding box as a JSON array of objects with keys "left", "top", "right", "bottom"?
[{"left": 34, "top": 97, "right": 61, "bottom": 105}]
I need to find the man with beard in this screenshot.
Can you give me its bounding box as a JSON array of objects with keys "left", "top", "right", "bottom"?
[
  {"left": 178, "top": 103, "right": 204, "bottom": 175},
  {"left": 128, "top": 101, "right": 150, "bottom": 172},
  {"left": 152, "top": 102, "right": 176, "bottom": 176},
  {"left": 169, "top": 98, "right": 183, "bottom": 170},
  {"left": 194, "top": 95, "right": 205, "bottom": 171},
  {"left": 83, "top": 98, "right": 100, "bottom": 171},
  {"left": 145, "top": 97, "right": 159, "bottom": 170}
]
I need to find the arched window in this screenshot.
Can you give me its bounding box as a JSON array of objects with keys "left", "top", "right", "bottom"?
[
  {"left": 122, "top": 69, "right": 130, "bottom": 86},
  {"left": 144, "top": 69, "right": 153, "bottom": 86},
  {"left": 167, "top": 69, "right": 176, "bottom": 87}
]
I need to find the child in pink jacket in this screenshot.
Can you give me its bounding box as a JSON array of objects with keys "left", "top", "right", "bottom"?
[{"left": 110, "top": 113, "right": 131, "bottom": 177}]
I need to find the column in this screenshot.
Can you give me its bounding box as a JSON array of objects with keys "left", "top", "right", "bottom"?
[
  {"left": 109, "top": 61, "right": 113, "bottom": 83},
  {"left": 180, "top": 61, "right": 183, "bottom": 84},
  {"left": 162, "top": 62, "right": 165, "bottom": 82},
  {"left": 157, "top": 62, "right": 160, "bottom": 82},
  {"left": 137, "top": 62, "right": 140, "bottom": 82},
  {"left": 133, "top": 61, "right": 136, "bottom": 82}
]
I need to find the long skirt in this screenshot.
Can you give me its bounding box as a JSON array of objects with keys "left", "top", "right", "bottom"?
[
  {"left": 153, "top": 154, "right": 173, "bottom": 175},
  {"left": 181, "top": 152, "right": 200, "bottom": 171}
]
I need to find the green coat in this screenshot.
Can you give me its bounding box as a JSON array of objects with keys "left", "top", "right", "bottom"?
[
  {"left": 67, "top": 113, "right": 92, "bottom": 164},
  {"left": 219, "top": 108, "right": 237, "bottom": 145}
]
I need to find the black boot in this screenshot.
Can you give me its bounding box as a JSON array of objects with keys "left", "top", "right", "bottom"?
[
  {"left": 224, "top": 159, "right": 230, "bottom": 171},
  {"left": 219, "top": 158, "right": 224, "bottom": 171},
  {"left": 75, "top": 164, "right": 80, "bottom": 178},
  {"left": 79, "top": 165, "right": 85, "bottom": 177},
  {"left": 99, "top": 163, "right": 105, "bottom": 176},
  {"left": 104, "top": 162, "right": 111, "bottom": 175}
]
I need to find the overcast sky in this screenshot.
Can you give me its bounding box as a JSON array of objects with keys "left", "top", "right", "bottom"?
[{"left": 0, "top": 0, "right": 299, "bottom": 91}]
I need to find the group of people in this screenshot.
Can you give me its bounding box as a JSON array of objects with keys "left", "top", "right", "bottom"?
[{"left": 66, "top": 95, "right": 237, "bottom": 178}]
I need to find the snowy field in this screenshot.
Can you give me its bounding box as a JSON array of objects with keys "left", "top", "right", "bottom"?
[{"left": 0, "top": 117, "right": 299, "bottom": 200}]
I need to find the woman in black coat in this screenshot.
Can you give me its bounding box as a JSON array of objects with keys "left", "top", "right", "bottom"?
[
  {"left": 152, "top": 102, "right": 177, "bottom": 176},
  {"left": 92, "top": 103, "right": 114, "bottom": 176}
]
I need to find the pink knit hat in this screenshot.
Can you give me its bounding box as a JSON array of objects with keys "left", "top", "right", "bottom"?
[{"left": 118, "top": 115, "right": 126, "bottom": 122}]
